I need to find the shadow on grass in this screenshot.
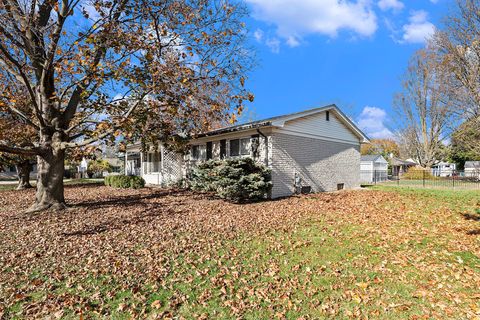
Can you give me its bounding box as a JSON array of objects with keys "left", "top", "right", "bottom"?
[
  {"left": 467, "top": 229, "right": 480, "bottom": 236},
  {"left": 62, "top": 202, "right": 188, "bottom": 237},
  {"left": 461, "top": 212, "right": 480, "bottom": 221},
  {"left": 71, "top": 188, "right": 195, "bottom": 209}
]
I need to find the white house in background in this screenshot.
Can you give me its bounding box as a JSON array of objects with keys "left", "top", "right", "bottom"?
[
  {"left": 0, "top": 164, "right": 37, "bottom": 180},
  {"left": 360, "top": 155, "right": 388, "bottom": 183},
  {"left": 431, "top": 161, "right": 456, "bottom": 177},
  {"left": 124, "top": 104, "right": 370, "bottom": 198},
  {"left": 464, "top": 161, "right": 480, "bottom": 179}
]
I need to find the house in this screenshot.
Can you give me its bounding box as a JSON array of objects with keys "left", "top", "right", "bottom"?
[
  {"left": 390, "top": 157, "right": 417, "bottom": 176},
  {"left": 0, "top": 163, "right": 37, "bottom": 181},
  {"left": 464, "top": 161, "right": 480, "bottom": 179},
  {"left": 431, "top": 162, "right": 456, "bottom": 177},
  {"left": 125, "top": 104, "right": 370, "bottom": 198},
  {"left": 360, "top": 155, "right": 388, "bottom": 183}
]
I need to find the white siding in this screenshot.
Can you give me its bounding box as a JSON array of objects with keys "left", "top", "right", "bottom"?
[
  {"left": 277, "top": 111, "right": 360, "bottom": 144},
  {"left": 360, "top": 162, "right": 374, "bottom": 171}
]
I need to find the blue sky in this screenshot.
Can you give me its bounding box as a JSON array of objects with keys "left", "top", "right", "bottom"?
[{"left": 241, "top": 0, "right": 451, "bottom": 139}]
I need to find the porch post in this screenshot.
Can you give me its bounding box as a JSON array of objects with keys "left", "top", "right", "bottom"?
[
  {"left": 125, "top": 151, "right": 128, "bottom": 175},
  {"left": 160, "top": 144, "right": 165, "bottom": 172},
  {"left": 140, "top": 151, "right": 143, "bottom": 177}
]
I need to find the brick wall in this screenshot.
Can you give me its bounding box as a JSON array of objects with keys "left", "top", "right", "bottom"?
[{"left": 271, "top": 133, "right": 360, "bottom": 198}]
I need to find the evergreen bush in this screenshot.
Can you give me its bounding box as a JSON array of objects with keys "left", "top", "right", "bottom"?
[
  {"left": 189, "top": 157, "right": 272, "bottom": 202},
  {"left": 104, "top": 175, "right": 145, "bottom": 189}
]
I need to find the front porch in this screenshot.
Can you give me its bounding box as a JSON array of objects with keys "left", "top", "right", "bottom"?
[{"left": 124, "top": 143, "right": 184, "bottom": 186}]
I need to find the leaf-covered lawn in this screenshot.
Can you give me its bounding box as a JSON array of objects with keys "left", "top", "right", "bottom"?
[{"left": 0, "top": 185, "right": 479, "bottom": 319}]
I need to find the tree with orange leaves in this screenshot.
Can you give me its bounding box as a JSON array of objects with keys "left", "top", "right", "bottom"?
[{"left": 0, "top": 0, "right": 253, "bottom": 211}]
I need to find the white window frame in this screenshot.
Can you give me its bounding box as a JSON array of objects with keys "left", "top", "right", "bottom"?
[
  {"left": 146, "top": 151, "right": 161, "bottom": 173},
  {"left": 229, "top": 138, "right": 250, "bottom": 157},
  {"left": 191, "top": 144, "right": 206, "bottom": 161}
]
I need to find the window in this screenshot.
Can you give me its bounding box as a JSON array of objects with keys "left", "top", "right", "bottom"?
[
  {"left": 147, "top": 152, "right": 160, "bottom": 173},
  {"left": 326, "top": 111, "right": 330, "bottom": 121},
  {"left": 240, "top": 138, "right": 250, "bottom": 155},
  {"left": 229, "top": 138, "right": 250, "bottom": 157},
  {"left": 220, "top": 139, "right": 226, "bottom": 159},
  {"left": 191, "top": 145, "right": 206, "bottom": 160},
  {"left": 206, "top": 142, "right": 213, "bottom": 160},
  {"left": 229, "top": 139, "right": 240, "bottom": 156}
]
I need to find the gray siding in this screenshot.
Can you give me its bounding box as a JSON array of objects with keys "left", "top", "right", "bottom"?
[
  {"left": 280, "top": 111, "right": 359, "bottom": 143},
  {"left": 271, "top": 133, "right": 360, "bottom": 198}
]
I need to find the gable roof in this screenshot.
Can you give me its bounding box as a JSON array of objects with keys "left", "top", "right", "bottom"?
[
  {"left": 465, "top": 161, "right": 480, "bottom": 169},
  {"left": 361, "top": 155, "right": 383, "bottom": 162},
  {"left": 390, "top": 157, "right": 417, "bottom": 166},
  {"left": 195, "top": 104, "right": 370, "bottom": 142}
]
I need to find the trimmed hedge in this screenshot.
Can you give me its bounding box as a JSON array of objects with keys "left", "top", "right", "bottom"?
[
  {"left": 189, "top": 157, "right": 272, "bottom": 202},
  {"left": 402, "top": 167, "right": 434, "bottom": 180},
  {"left": 104, "top": 175, "right": 145, "bottom": 189}
]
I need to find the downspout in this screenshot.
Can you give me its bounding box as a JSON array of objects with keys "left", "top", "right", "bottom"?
[{"left": 257, "top": 129, "right": 269, "bottom": 167}]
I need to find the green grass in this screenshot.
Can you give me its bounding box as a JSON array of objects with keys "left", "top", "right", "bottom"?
[
  {"left": 378, "top": 178, "right": 480, "bottom": 190},
  {"left": 2, "top": 187, "right": 479, "bottom": 319},
  {"left": 0, "top": 184, "right": 17, "bottom": 191},
  {"left": 0, "top": 178, "right": 104, "bottom": 192}
]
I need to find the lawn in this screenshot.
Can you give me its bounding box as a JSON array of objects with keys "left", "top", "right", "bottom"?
[
  {"left": 0, "top": 185, "right": 479, "bottom": 319},
  {"left": 0, "top": 179, "right": 104, "bottom": 191},
  {"left": 379, "top": 179, "right": 480, "bottom": 191}
]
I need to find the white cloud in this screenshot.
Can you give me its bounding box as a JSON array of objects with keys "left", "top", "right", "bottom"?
[
  {"left": 80, "top": 0, "right": 101, "bottom": 21},
  {"left": 265, "top": 37, "right": 281, "bottom": 54},
  {"left": 378, "top": 0, "right": 404, "bottom": 12},
  {"left": 246, "top": 0, "right": 378, "bottom": 47},
  {"left": 286, "top": 35, "right": 301, "bottom": 47},
  {"left": 401, "top": 10, "right": 435, "bottom": 44},
  {"left": 253, "top": 29, "right": 264, "bottom": 42},
  {"left": 357, "top": 106, "right": 393, "bottom": 139}
]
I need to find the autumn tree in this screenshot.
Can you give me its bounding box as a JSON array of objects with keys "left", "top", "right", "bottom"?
[
  {"left": 0, "top": 89, "right": 37, "bottom": 189},
  {"left": 361, "top": 139, "right": 400, "bottom": 159},
  {"left": 448, "top": 116, "right": 480, "bottom": 168},
  {"left": 394, "top": 47, "right": 456, "bottom": 168},
  {"left": 433, "top": 0, "right": 480, "bottom": 162},
  {"left": 0, "top": 0, "right": 253, "bottom": 211}
]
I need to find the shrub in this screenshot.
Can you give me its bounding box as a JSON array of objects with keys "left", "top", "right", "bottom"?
[
  {"left": 104, "top": 175, "right": 145, "bottom": 189},
  {"left": 189, "top": 157, "right": 272, "bottom": 202},
  {"left": 402, "top": 167, "right": 434, "bottom": 180}
]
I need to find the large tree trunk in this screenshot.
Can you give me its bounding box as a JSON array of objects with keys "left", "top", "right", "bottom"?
[
  {"left": 16, "top": 160, "right": 33, "bottom": 190},
  {"left": 27, "top": 147, "right": 67, "bottom": 212},
  {"left": 29, "top": 151, "right": 66, "bottom": 212}
]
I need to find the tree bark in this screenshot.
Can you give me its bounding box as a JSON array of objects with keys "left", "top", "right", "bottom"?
[
  {"left": 15, "top": 160, "right": 33, "bottom": 190},
  {"left": 28, "top": 151, "right": 66, "bottom": 212},
  {"left": 27, "top": 144, "right": 67, "bottom": 212}
]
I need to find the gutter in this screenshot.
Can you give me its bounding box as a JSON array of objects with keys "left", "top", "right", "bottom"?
[{"left": 195, "top": 122, "right": 271, "bottom": 138}]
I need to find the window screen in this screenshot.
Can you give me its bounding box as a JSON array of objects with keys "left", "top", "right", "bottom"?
[
  {"left": 146, "top": 152, "right": 161, "bottom": 173},
  {"left": 240, "top": 138, "right": 250, "bottom": 155},
  {"left": 206, "top": 142, "right": 213, "bottom": 160},
  {"left": 229, "top": 139, "right": 240, "bottom": 156},
  {"left": 191, "top": 145, "right": 206, "bottom": 160},
  {"left": 220, "top": 139, "right": 226, "bottom": 159}
]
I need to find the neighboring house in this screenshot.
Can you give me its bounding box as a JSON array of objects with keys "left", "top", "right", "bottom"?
[
  {"left": 0, "top": 163, "right": 37, "bottom": 181},
  {"left": 431, "top": 162, "right": 456, "bottom": 177},
  {"left": 125, "top": 104, "right": 370, "bottom": 198},
  {"left": 390, "top": 157, "right": 417, "bottom": 176},
  {"left": 464, "top": 161, "right": 480, "bottom": 179},
  {"left": 360, "top": 155, "right": 388, "bottom": 183}
]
